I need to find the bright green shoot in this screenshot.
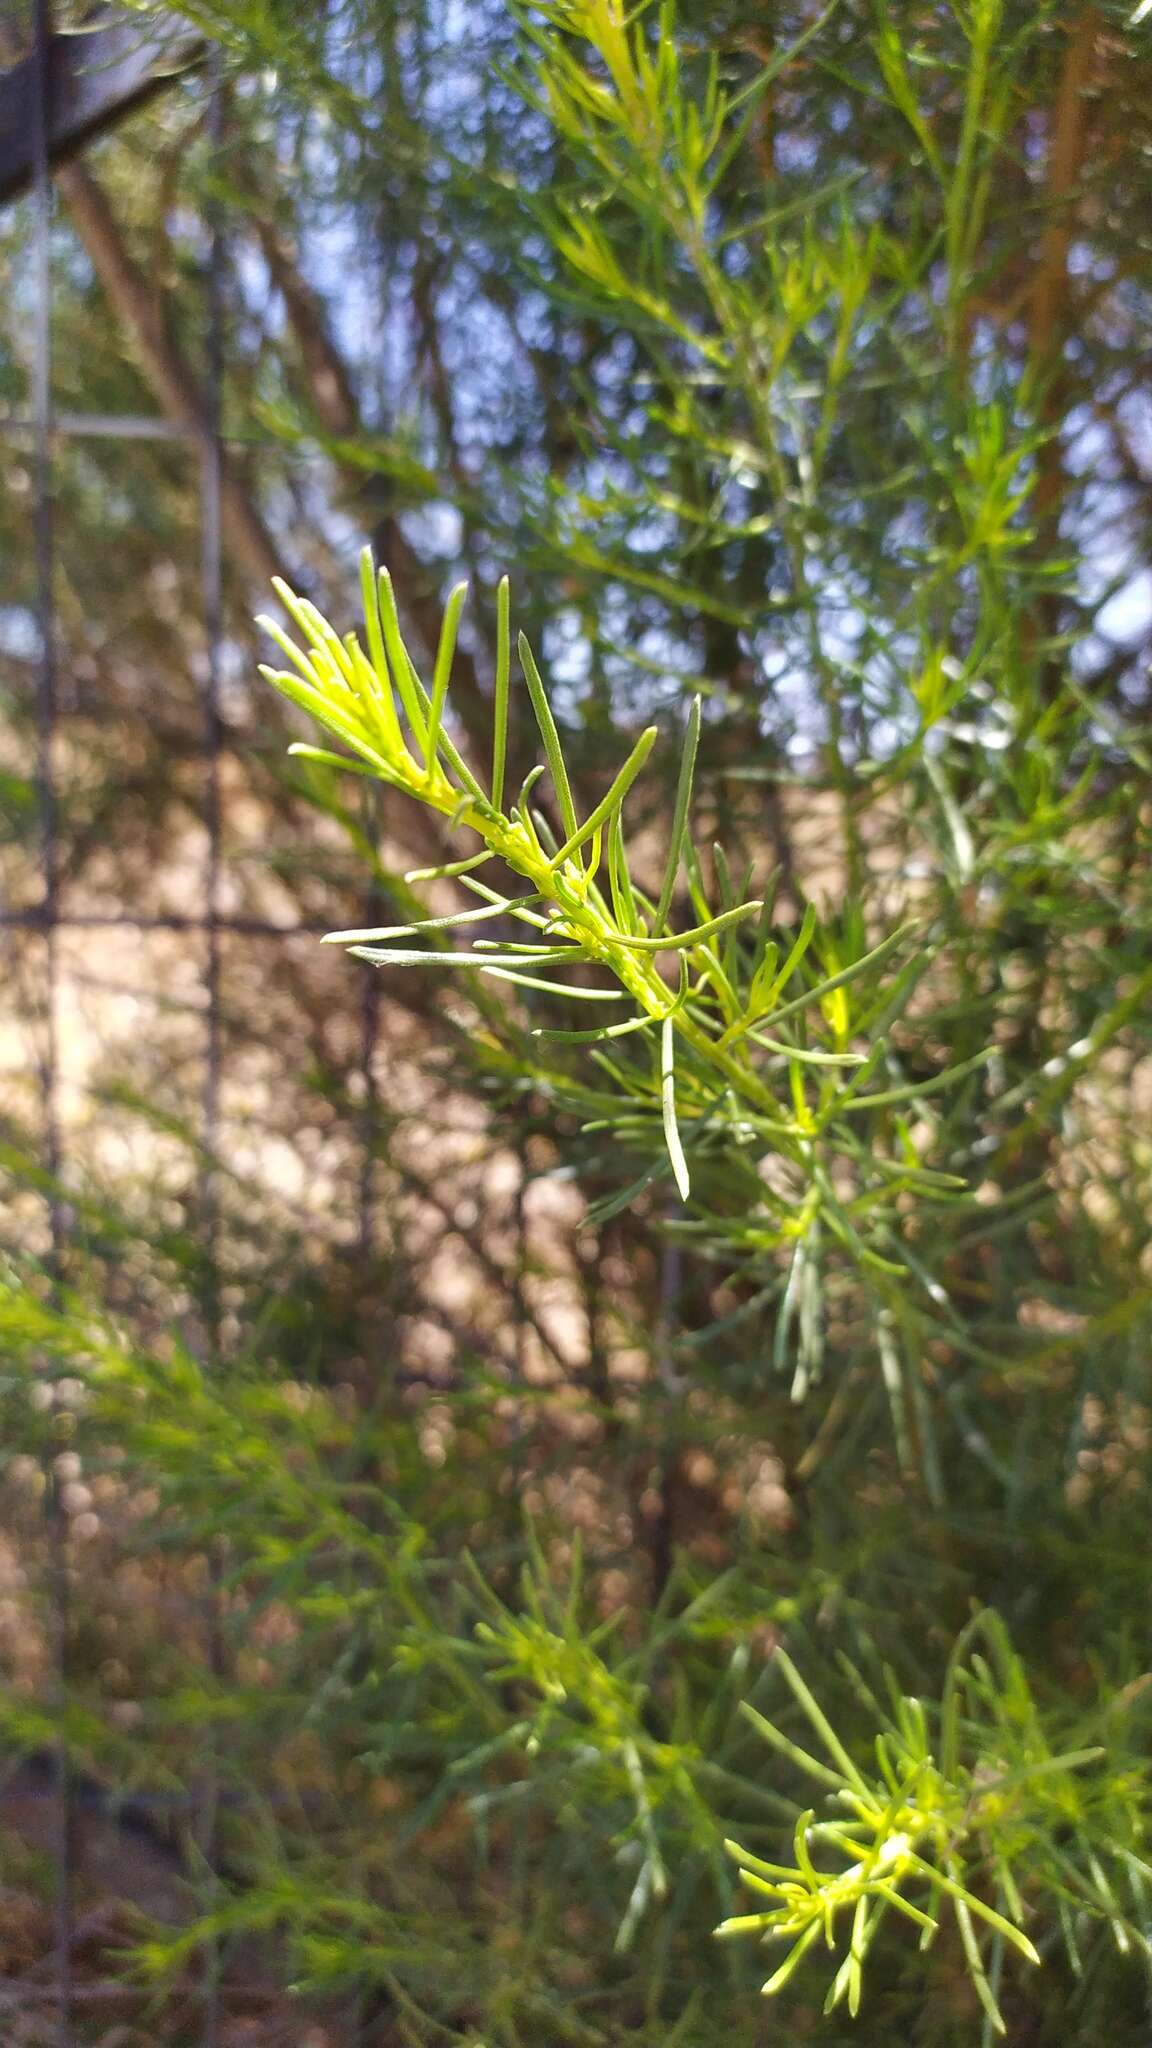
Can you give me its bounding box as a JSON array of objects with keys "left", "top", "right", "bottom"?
[
  {"left": 720, "top": 1614, "right": 1152, "bottom": 2032},
  {"left": 259, "top": 553, "right": 936, "bottom": 1229}
]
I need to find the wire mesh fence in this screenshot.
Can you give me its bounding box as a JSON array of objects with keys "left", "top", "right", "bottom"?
[
  {"left": 0, "top": 11, "right": 710, "bottom": 2043},
  {"left": 2, "top": 20, "right": 597, "bottom": 2043},
  {"left": 2, "top": 11, "right": 389, "bottom": 2041},
  {"left": 6, "top": 5, "right": 1152, "bottom": 2043}
]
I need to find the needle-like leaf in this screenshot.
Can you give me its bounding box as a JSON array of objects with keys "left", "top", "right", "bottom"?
[
  {"left": 425, "top": 581, "right": 469, "bottom": 776},
  {"left": 654, "top": 694, "right": 702, "bottom": 932},
  {"left": 614, "top": 900, "right": 762, "bottom": 952},
  {"left": 493, "top": 574, "right": 511, "bottom": 811},
  {"left": 661, "top": 1013, "right": 691, "bottom": 1200},
  {"left": 518, "top": 632, "right": 579, "bottom": 841},
  {"left": 324, "top": 896, "right": 541, "bottom": 945},
  {"left": 549, "top": 726, "right": 658, "bottom": 868},
  {"left": 376, "top": 567, "right": 430, "bottom": 753}
]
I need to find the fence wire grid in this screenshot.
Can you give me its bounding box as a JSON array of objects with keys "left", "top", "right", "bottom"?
[
  {"left": 0, "top": 9, "right": 690, "bottom": 2044},
  {"left": 2, "top": 8, "right": 388, "bottom": 2042}
]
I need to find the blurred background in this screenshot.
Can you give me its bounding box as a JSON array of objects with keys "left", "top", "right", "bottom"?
[{"left": 1, "top": 1, "right": 1151, "bottom": 2042}]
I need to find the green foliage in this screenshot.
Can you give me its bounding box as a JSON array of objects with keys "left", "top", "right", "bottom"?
[
  {"left": 257, "top": 529, "right": 1152, "bottom": 2020},
  {"left": 3, "top": 0, "right": 1152, "bottom": 2040},
  {"left": 262, "top": 555, "right": 946, "bottom": 1254},
  {"left": 722, "top": 1615, "right": 1151, "bottom": 2032}
]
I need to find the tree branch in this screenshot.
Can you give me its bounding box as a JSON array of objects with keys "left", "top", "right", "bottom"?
[
  {"left": 250, "top": 202, "right": 496, "bottom": 766},
  {"left": 56, "top": 158, "right": 282, "bottom": 589},
  {"left": 1028, "top": 9, "right": 1100, "bottom": 536}
]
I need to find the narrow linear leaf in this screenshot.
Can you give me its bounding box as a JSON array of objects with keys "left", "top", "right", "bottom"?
[
  {"left": 550, "top": 726, "right": 658, "bottom": 868},
  {"left": 425, "top": 581, "right": 469, "bottom": 774},
  {"left": 286, "top": 743, "right": 375, "bottom": 777},
  {"left": 260, "top": 667, "right": 391, "bottom": 775},
  {"left": 840, "top": 1046, "right": 993, "bottom": 1111},
  {"left": 723, "top": 1840, "right": 800, "bottom": 1884},
  {"left": 662, "top": 1014, "right": 691, "bottom": 1200},
  {"left": 482, "top": 967, "right": 628, "bottom": 1000},
  {"left": 405, "top": 853, "right": 492, "bottom": 883},
  {"left": 359, "top": 544, "right": 391, "bottom": 687},
  {"left": 655, "top": 695, "right": 702, "bottom": 932},
  {"left": 398, "top": 636, "right": 488, "bottom": 802},
  {"left": 271, "top": 578, "right": 356, "bottom": 686},
  {"left": 752, "top": 1037, "right": 865, "bottom": 1066},
  {"left": 907, "top": 1856, "right": 1040, "bottom": 1964},
  {"left": 324, "top": 897, "right": 541, "bottom": 944},
  {"left": 870, "top": 1882, "right": 938, "bottom": 1933},
  {"left": 950, "top": 1888, "right": 1007, "bottom": 2036},
  {"left": 762, "top": 1921, "right": 824, "bottom": 1996},
  {"left": 714, "top": 1913, "right": 777, "bottom": 1939},
  {"left": 376, "top": 567, "right": 430, "bottom": 752},
  {"left": 756, "top": 902, "right": 818, "bottom": 1002},
  {"left": 350, "top": 946, "right": 582, "bottom": 969},
  {"left": 759, "top": 923, "right": 918, "bottom": 1035},
  {"left": 608, "top": 802, "right": 641, "bottom": 936},
  {"left": 458, "top": 876, "right": 548, "bottom": 925},
  {"left": 738, "top": 1700, "right": 851, "bottom": 1794},
  {"left": 256, "top": 614, "right": 329, "bottom": 693},
  {"left": 518, "top": 632, "right": 579, "bottom": 840},
  {"left": 346, "top": 634, "right": 408, "bottom": 758},
  {"left": 493, "top": 574, "right": 510, "bottom": 811},
  {"left": 584, "top": 1168, "right": 659, "bottom": 1226},
  {"left": 532, "top": 1013, "right": 656, "bottom": 1044},
  {"left": 615, "top": 900, "right": 762, "bottom": 953}
]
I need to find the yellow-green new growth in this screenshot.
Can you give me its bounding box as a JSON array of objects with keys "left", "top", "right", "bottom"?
[
  {"left": 258, "top": 550, "right": 907, "bottom": 1203},
  {"left": 716, "top": 1615, "right": 1152, "bottom": 2032},
  {"left": 260, "top": 551, "right": 762, "bottom": 1199}
]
